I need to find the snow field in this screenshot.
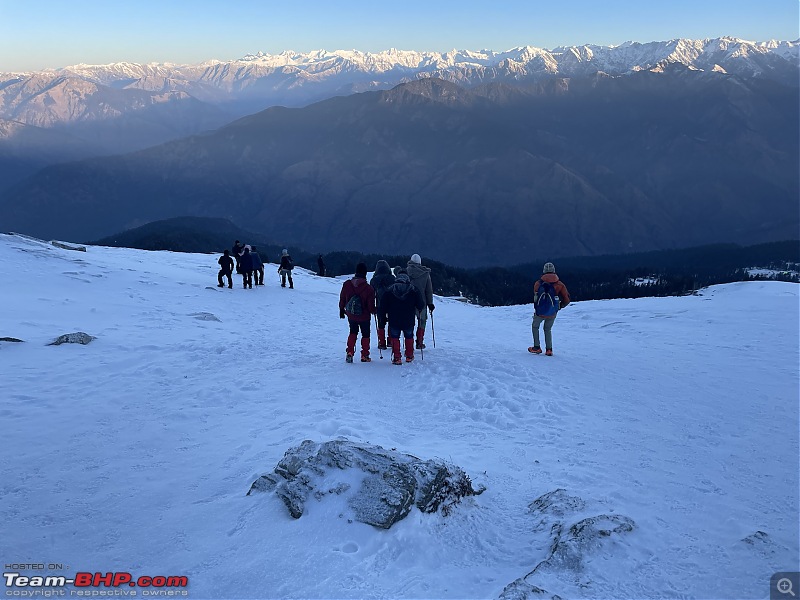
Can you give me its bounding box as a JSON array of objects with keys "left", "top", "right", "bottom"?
[{"left": 1, "top": 233, "right": 797, "bottom": 599}]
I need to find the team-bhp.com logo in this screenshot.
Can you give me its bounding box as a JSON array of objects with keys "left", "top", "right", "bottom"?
[{"left": 4, "top": 571, "right": 189, "bottom": 596}]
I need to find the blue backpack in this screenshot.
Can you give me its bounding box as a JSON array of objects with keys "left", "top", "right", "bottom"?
[{"left": 534, "top": 279, "right": 559, "bottom": 317}]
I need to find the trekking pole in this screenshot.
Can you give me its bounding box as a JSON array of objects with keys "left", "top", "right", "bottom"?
[
  {"left": 430, "top": 311, "right": 436, "bottom": 349},
  {"left": 374, "top": 314, "right": 382, "bottom": 360}
]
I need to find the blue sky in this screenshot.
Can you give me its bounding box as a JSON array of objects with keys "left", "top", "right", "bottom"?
[{"left": 0, "top": 0, "right": 797, "bottom": 72}]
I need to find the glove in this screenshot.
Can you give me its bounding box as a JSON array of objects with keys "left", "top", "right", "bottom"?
[
  {"left": 428, "top": 304, "right": 435, "bottom": 312},
  {"left": 339, "top": 309, "right": 345, "bottom": 319}
]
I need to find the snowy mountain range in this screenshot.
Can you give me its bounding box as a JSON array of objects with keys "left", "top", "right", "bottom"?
[{"left": 1, "top": 37, "right": 797, "bottom": 135}]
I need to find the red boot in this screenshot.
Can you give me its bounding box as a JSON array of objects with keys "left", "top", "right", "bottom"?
[
  {"left": 377, "top": 328, "right": 387, "bottom": 350},
  {"left": 346, "top": 332, "right": 357, "bottom": 357},
  {"left": 360, "top": 335, "right": 370, "bottom": 362},
  {"left": 415, "top": 328, "right": 426, "bottom": 350},
  {"left": 390, "top": 337, "right": 402, "bottom": 365},
  {"left": 405, "top": 338, "right": 415, "bottom": 362}
]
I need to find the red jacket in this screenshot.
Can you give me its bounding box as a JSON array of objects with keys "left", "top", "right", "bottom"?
[
  {"left": 533, "top": 273, "right": 570, "bottom": 317},
  {"left": 339, "top": 277, "right": 376, "bottom": 322}
]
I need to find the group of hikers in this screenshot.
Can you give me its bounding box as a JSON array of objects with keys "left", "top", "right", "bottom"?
[
  {"left": 217, "top": 241, "right": 295, "bottom": 289},
  {"left": 338, "top": 256, "right": 570, "bottom": 365},
  {"left": 339, "top": 254, "right": 435, "bottom": 366},
  {"left": 217, "top": 244, "right": 571, "bottom": 364}
]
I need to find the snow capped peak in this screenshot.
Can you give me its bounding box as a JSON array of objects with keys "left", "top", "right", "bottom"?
[{"left": 26, "top": 36, "right": 794, "bottom": 83}]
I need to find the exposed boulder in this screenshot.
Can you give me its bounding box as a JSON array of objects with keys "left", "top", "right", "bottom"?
[
  {"left": 190, "top": 312, "right": 221, "bottom": 321},
  {"left": 499, "top": 489, "right": 636, "bottom": 600},
  {"left": 248, "top": 439, "right": 484, "bottom": 529},
  {"left": 50, "top": 240, "right": 86, "bottom": 252},
  {"left": 48, "top": 332, "right": 95, "bottom": 346},
  {"left": 0, "top": 337, "right": 24, "bottom": 343}
]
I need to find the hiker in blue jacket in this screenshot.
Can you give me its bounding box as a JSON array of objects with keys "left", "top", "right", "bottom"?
[{"left": 240, "top": 246, "right": 254, "bottom": 289}]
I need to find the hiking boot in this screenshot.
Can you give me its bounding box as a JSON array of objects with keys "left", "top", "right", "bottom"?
[
  {"left": 378, "top": 343, "right": 388, "bottom": 350},
  {"left": 346, "top": 353, "right": 354, "bottom": 363},
  {"left": 391, "top": 357, "right": 402, "bottom": 365},
  {"left": 281, "top": 283, "right": 286, "bottom": 288},
  {"left": 217, "top": 283, "right": 224, "bottom": 287},
  {"left": 415, "top": 341, "right": 426, "bottom": 350},
  {"left": 405, "top": 356, "right": 414, "bottom": 363},
  {"left": 361, "top": 356, "right": 371, "bottom": 362},
  {"left": 528, "top": 346, "right": 542, "bottom": 354},
  {"left": 545, "top": 349, "right": 553, "bottom": 356}
]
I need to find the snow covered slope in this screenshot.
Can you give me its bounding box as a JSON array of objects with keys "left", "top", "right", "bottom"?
[{"left": 1, "top": 233, "right": 797, "bottom": 599}]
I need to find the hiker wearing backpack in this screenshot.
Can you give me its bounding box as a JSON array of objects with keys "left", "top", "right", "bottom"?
[
  {"left": 339, "top": 262, "right": 377, "bottom": 363},
  {"left": 529, "top": 262, "right": 571, "bottom": 356},
  {"left": 382, "top": 272, "right": 426, "bottom": 364},
  {"left": 406, "top": 254, "right": 435, "bottom": 349},
  {"left": 370, "top": 260, "right": 396, "bottom": 350},
  {"left": 279, "top": 249, "right": 294, "bottom": 288}
]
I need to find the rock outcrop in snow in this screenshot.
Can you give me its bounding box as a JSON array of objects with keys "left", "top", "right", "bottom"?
[
  {"left": 500, "top": 489, "right": 637, "bottom": 600},
  {"left": 48, "top": 332, "right": 95, "bottom": 346},
  {"left": 248, "top": 439, "right": 484, "bottom": 529}
]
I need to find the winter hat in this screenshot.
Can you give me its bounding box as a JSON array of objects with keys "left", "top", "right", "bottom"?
[
  {"left": 355, "top": 262, "right": 367, "bottom": 277},
  {"left": 396, "top": 274, "right": 411, "bottom": 284},
  {"left": 410, "top": 254, "right": 422, "bottom": 264},
  {"left": 282, "top": 249, "right": 288, "bottom": 256},
  {"left": 543, "top": 262, "right": 556, "bottom": 274}
]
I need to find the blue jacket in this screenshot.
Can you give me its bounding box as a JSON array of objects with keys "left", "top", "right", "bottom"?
[{"left": 240, "top": 250, "right": 254, "bottom": 272}]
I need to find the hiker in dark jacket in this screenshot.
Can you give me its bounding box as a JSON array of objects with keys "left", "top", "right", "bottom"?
[
  {"left": 217, "top": 249, "right": 234, "bottom": 289},
  {"left": 317, "top": 254, "right": 326, "bottom": 277},
  {"left": 406, "top": 253, "right": 435, "bottom": 349},
  {"left": 370, "top": 260, "right": 396, "bottom": 351},
  {"left": 382, "top": 273, "right": 426, "bottom": 365},
  {"left": 251, "top": 246, "right": 264, "bottom": 286},
  {"left": 339, "top": 262, "right": 376, "bottom": 363},
  {"left": 279, "top": 249, "right": 294, "bottom": 288},
  {"left": 529, "top": 262, "right": 571, "bottom": 356},
  {"left": 231, "top": 240, "right": 244, "bottom": 273},
  {"left": 240, "top": 246, "right": 254, "bottom": 289}
]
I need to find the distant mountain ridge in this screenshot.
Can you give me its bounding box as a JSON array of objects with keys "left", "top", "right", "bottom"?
[{"left": 2, "top": 73, "right": 796, "bottom": 266}]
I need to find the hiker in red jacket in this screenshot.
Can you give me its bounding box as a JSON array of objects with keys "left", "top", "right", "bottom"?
[
  {"left": 529, "top": 262, "right": 571, "bottom": 356},
  {"left": 339, "top": 262, "right": 376, "bottom": 363}
]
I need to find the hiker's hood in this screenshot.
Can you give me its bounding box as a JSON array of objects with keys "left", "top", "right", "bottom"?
[
  {"left": 389, "top": 278, "right": 414, "bottom": 300},
  {"left": 374, "top": 260, "right": 392, "bottom": 276},
  {"left": 406, "top": 262, "right": 431, "bottom": 278},
  {"left": 541, "top": 273, "right": 560, "bottom": 283}
]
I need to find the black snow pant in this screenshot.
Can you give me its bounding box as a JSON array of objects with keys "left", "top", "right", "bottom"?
[{"left": 218, "top": 270, "right": 232, "bottom": 288}]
